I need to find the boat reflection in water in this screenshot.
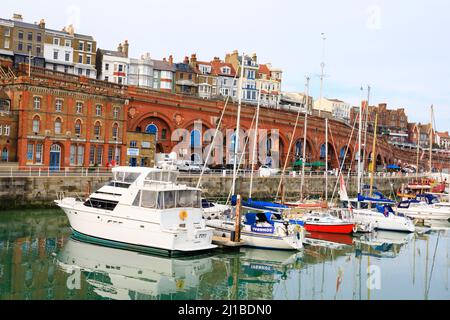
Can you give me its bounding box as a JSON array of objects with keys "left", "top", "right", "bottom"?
[
  {"left": 304, "top": 232, "right": 354, "bottom": 250},
  {"left": 353, "top": 230, "right": 414, "bottom": 258},
  {"left": 56, "top": 238, "right": 302, "bottom": 300},
  {"left": 57, "top": 238, "right": 214, "bottom": 300}
]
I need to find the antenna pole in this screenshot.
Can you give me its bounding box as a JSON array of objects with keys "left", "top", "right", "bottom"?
[
  {"left": 300, "top": 76, "right": 310, "bottom": 201},
  {"left": 232, "top": 52, "right": 245, "bottom": 196},
  {"left": 357, "top": 86, "right": 364, "bottom": 209},
  {"left": 318, "top": 33, "right": 326, "bottom": 117}
]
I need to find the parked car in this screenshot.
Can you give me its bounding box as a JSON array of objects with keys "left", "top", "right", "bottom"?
[
  {"left": 259, "top": 165, "right": 280, "bottom": 177},
  {"left": 176, "top": 161, "right": 203, "bottom": 173}
]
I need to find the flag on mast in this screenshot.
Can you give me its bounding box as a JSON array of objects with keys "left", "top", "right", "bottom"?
[{"left": 338, "top": 175, "right": 349, "bottom": 202}]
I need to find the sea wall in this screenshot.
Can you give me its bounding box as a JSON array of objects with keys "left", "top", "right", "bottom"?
[{"left": 0, "top": 174, "right": 413, "bottom": 210}]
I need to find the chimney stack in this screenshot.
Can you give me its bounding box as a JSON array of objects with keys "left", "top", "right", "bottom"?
[
  {"left": 169, "top": 55, "right": 173, "bottom": 65},
  {"left": 251, "top": 53, "right": 257, "bottom": 62},
  {"left": 38, "top": 19, "right": 46, "bottom": 29},
  {"left": 67, "top": 24, "right": 75, "bottom": 35},
  {"left": 184, "top": 56, "right": 189, "bottom": 64},
  {"left": 117, "top": 43, "right": 123, "bottom": 53},
  {"left": 123, "top": 40, "right": 129, "bottom": 58}
]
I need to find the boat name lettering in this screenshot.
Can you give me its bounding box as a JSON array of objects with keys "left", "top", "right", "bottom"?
[{"left": 251, "top": 226, "right": 275, "bottom": 234}]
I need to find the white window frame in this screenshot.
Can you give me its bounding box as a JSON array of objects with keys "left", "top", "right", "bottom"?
[
  {"left": 33, "top": 97, "right": 41, "bottom": 110},
  {"left": 76, "top": 102, "right": 83, "bottom": 114}
]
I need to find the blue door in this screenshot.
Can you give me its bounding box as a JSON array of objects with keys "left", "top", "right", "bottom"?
[
  {"left": 49, "top": 144, "right": 61, "bottom": 171},
  {"left": 130, "top": 158, "right": 137, "bottom": 167}
]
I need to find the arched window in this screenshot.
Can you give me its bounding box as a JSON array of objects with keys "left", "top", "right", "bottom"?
[
  {"left": 112, "top": 123, "right": 119, "bottom": 139},
  {"left": 339, "top": 147, "right": 346, "bottom": 160},
  {"left": 32, "top": 116, "right": 40, "bottom": 133},
  {"left": 146, "top": 124, "right": 158, "bottom": 135},
  {"left": 94, "top": 121, "right": 101, "bottom": 136},
  {"left": 50, "top": 144, "right": 61, "bottom": 153},
  {"left": 75, "top": 120, "right": 82, "bottom": 135},
  {"left": 320, "top": 144, "right": 327, "bottom": 159},
  {"left": 1, "top": 147, "right": 8, "bottom": 162},
  {"left": 54, "top": 118, "right": 62, "bottom": 135},
  {"left": 230, "top": 133, "right": 237, "bottom": 154},
  {"left": 191, "top": 130, "right": 201, "bottom": 148}
]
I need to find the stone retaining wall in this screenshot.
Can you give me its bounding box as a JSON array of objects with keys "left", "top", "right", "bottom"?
[{"left": 0, "top": 175, "right": 412, "bottom": 210}]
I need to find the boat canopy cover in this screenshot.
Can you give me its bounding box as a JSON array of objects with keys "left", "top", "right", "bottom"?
[
  {"left": 358, "top": 193, "right": 395, "bottom": 204},
  {"left": 415, "top": 194, "right": 439, "bottom": 204},
  {"left": 376, "top": 204, "right": 395, "bottom": 216},
  {"left": 387, "top": 165, "right": 401, "bottom": 170},
  {"left": 236, "top": 197, "right": 288, "bottom": 212}
]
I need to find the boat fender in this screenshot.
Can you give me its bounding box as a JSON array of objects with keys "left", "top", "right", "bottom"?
[
  {"left": 277, "top": 226, "right": 287, "bottom": 237},
  {"left": 352, "top": 224, "right": 358, "bottom": 234}
]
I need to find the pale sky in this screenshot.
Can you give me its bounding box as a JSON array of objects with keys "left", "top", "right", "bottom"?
[{"left": 3, "top": 0, "right": 449, "bottom": 130}]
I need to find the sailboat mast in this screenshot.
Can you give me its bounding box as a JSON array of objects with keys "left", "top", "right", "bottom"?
[
  {"left": 231, "top": 52, "right": 246, "bottom": 196},
  {"left": 362, "top": 86, "right": 371, "bottom": 187},
  {"left": 325, "top": 118, "right": 329, "bottom": 201},
  {"left": 249, "top": 86, "right": 262, "bottom": 199},
  {"left": 300, "top": 77, "right": 311, "bottom": 201},
  {"left": 369, "top": 113, "right": 379, "bottom": 206},
  {"left": 429, "top": 105, "right": 434, "bottom": 173},
  {"left": 357, "top": 87, "right": 364, "bottom": 209},
  {"left": 318, "top": 33, "right": 326, "bottom": 118}
]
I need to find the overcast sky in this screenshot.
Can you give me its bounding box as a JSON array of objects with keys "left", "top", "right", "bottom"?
[{"left": 3, "top": 0, "right": 449, "bottom": 130}]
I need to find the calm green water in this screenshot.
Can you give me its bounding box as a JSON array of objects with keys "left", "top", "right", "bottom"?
[{"left": 0, "top": 209, "right": 449, "bottom": 300}]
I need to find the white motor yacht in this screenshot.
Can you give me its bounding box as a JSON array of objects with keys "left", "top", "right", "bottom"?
[
  {"left": 55, "top": 167, "right": 217, "bottom": 257},
  {"left": 396, "top": 194, "right": 450, "bottom": 221}
]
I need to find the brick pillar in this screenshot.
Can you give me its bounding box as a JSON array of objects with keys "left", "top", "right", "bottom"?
[
  {"left": 104, "top": 102, "right": 111, "bottom": 166},
  {"left": 63, "top": 139, "right": 71, "bottom": 168},
  {"left": 121, "top": 110, "right": 128, "bottom": 166},
  {"left": 43, "top": 138, "right": 52, "bottom": 167},
  {"left": 17, "top": 90, "right": 30, "bottom": 167}
]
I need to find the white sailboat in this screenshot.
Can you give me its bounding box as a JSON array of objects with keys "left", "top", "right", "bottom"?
[
  {"left": 346, "top": 92, "right": 415, "bottom": 233},
  {"left": 206, "top": 52, "right": 305, "bottom": 250},
  {"left": 396, "top": 106, "right": 450, "bottom": 222},
  {"left": 55, "top": 167, "right": 217, "bottom": 256}
]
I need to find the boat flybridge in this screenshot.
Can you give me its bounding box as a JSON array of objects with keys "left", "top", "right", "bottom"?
[{"left": 55, "top": 167, "right": 217, "bottom": 257}]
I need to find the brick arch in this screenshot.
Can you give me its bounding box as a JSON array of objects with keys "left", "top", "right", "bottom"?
[
  {"left": 130, "top": 110, "right": 175, "bottom": 133},
  {"left": 291, "top": 135, "right": 316, "bottom": 164},
  {"left": 338, "top": 144, "right": 354, "bottom": 170}
]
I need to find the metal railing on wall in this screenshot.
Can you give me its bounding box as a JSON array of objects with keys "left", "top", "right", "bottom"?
[
  {"left": 0, "top": 165, "right": 432, "bottom": 179},
  {"left": 0, "top": 166, "right": 113, "bottom": 178}
]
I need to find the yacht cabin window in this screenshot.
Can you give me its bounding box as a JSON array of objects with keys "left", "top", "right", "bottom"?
[
  {"left": 146, "top": 171, "right": 178, "bottom": 183},
  {"left": 113, "top": 171, "right": 140, "bottom": 183},
  {"left": 132, "top": 191, "right": 141, "bottom": 207},
  {"left": 140, "top": 190, "right": 201, "bottom": 209}
]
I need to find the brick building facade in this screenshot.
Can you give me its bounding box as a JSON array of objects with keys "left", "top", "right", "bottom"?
[{"left": 1, "top": 63, "right": 450, "bottom": 172}]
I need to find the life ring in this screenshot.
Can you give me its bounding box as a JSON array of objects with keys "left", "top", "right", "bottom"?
[{"left": 179, "top": 210, "right": 188, "bottom": 221}]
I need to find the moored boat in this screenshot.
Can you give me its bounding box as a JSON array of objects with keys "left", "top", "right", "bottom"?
[
  {"left": 206, "top": 212, "right": 305, "bottom": 250},
  {"left": 55, "top": 167, "right": 217, "bottom": 257}
]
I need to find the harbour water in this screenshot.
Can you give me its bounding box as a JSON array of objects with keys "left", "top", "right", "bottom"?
[{"left": 0, "top": 209, "right": 448, "bottom": 300}]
